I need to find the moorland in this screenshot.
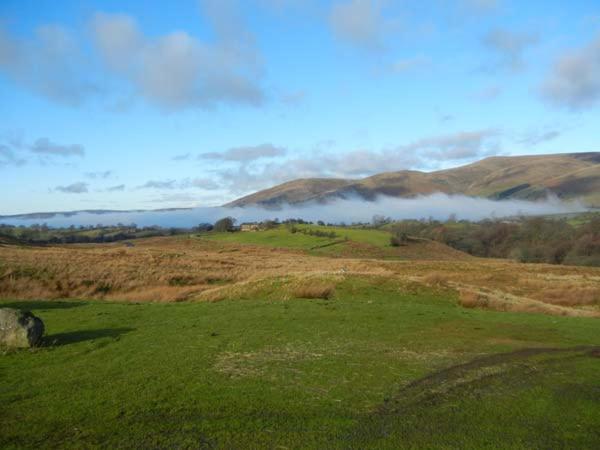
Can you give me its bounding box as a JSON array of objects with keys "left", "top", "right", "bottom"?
[{"left": 1, "top": 218, "right": 599, "bottom": 448}]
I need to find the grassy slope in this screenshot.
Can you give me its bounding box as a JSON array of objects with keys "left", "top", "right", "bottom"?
[
  {"left": 1, "top": 277, "right": 599, "bottom": 449},
  {"left": 203, "top": 226, "right": 338, "bottom": 250},
  {"left": 203, "top": 225, "right": 468, "bottom": 260}
]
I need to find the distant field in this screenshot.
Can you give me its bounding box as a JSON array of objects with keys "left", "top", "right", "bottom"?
[
  {"left": 1, "top": 234, "right": 598, "bottom": 315},
  {"left": 203, "top": 225, "right": 468, "bottom": 259},
  {"left": 1, "top": 277, "right": 599, "bottom": 448}
]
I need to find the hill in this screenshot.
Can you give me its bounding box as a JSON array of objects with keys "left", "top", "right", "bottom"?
[
  {"left": 203, "top": 224, "right": 471, "bottom": 260},
  {"left": 226, "top": 152, "right": 600, "bottom": 207}
]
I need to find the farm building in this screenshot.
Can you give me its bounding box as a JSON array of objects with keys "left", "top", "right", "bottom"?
[{"left": 240, "top": 223, "right": 260, "bottom": 232}]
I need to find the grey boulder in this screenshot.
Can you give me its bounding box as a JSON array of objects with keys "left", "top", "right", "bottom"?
[{"left": 0, "top": 308, "right": 45, "bottom": 348}]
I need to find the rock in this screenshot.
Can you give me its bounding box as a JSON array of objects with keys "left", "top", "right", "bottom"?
[{"left": 0, "top": 308, "right": 44, "bottom": 348}]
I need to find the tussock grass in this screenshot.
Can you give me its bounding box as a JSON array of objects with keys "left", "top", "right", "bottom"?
[
  {"left": 457, "top": 288, "right": 598, "bottom": 317},
  {"left": 422, "top": 272, "right": 450, "bottom": 287},
  {"left": 458, "top": 290, "right": 480, "bottom": 308},
  {"left": 1, "top": 235, "right": 599, "bottom": 317},
  {"left": 293, "top": 282, "right": 336, "bottom": 300}
]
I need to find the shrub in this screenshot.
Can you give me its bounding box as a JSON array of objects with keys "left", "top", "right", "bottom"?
[{"left": 390, "top": 233, "right": 408, "bottom": 247}]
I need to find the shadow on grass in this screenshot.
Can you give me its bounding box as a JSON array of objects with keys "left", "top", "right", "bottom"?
[
  {"left": 46, "top": 328, "right": 134, "bottom": 346},
  {"left": 348, "top": 345, "right": 600, "bottom": 447},
  {"left": 0, "top": 300, "right": 87, "bottom": 311}
]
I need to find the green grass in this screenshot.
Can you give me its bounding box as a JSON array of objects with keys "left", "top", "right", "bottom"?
[
  {"left": 203, "top": 226, "right": 338, "bottom": 250},
  {"left": 203, "top": 225, "right": 394, "bottom": 255},
  {"left": 1, "top": 277, "right": 599, "bottom": 449}
]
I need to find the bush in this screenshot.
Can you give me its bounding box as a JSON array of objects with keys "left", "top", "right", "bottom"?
[
  {"left": 213, "top": 217, "right": 236, "bottom": 232},
  {"left": 390, "top": 233, "right": 408, "bottom": 247}
]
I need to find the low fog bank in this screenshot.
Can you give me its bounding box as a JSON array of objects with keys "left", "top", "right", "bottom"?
[{"left": 0, "top": 193, "right": 590, "bottom": 228}]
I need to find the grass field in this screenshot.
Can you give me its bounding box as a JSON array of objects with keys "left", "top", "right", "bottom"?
[
  {"left": 1, "top": 230, "right": 600, "bottom": 448},
  {"left": 1, "top": 276, "right": 599, "bottom": 449},
  {"left": 203, "top": 225, "right": 469, "bottom": 259}
]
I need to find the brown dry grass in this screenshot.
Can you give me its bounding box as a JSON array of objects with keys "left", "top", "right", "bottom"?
[
  {"left": 458, "top": 290, "right": 480, "bottom": 308},
  {"left": 1, "top": 235, "right": 599, "bottom": 318},
  {"left": 0, "top": 237, "right": 372, "bottom": 302},
  {"left": 457, "top": 287, "right": 597, "bottom": 317}
]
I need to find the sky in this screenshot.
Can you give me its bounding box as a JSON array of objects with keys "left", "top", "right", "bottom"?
[{"left": 1, "top": 0, "right": 599, "bottom": 215}]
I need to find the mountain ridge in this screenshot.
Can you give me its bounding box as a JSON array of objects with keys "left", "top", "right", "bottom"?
[{"left": 226, "top": 152, "right": 600, "bottom": 207}]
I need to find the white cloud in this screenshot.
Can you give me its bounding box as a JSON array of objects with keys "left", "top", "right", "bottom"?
[
  {"left": 0, "top": 25, "right": 99, "bottom": 105},
  {"left": 90, "top": 3, "right": 264, "bottom": 109},
  {"left": 541, "top": 34, "right": 600, "bottom": 110},
  {"left": 212, "top": 130, "right": 502, "bottom": 194}
]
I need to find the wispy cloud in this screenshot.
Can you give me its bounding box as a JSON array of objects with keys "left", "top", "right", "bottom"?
[
  {"left": 85, "top": 170, "right": 113, "bottom": 179},
  {"left": 329, "top": 0, "right": 395, "bottom": 50},
  {"left": 482, "top": 28, "right": 538, "bottom": 71},
  {"left": 200, "top": 143, "right": 286, "bottom": 162},
  {"left": 472, "top": 85, "right": 502, "bottom": 101},
  {"left": 55, "top": 182, "right": 89, "bottom": 193},
  {"left": 1, "top": 136, "right": 85, "bottom": 167},
  {"left": 138, "top": 180, "right": 177, "bottom": 190},
  {"left": 281, "top": 90, "right": 306, "bottom": 106},
  {"left": 30, "top": 138, "right": 85, "bottom": 157},
  {"left": 106, "top": 184, "right": 125, "bottom": 192},
  {"left": 0, "top": 143, "right": 27, "bottom": 167},
  {"left": 171, "top": 153, "right": 191, "bottom": 161},
  {"left": 516, "top": 129, "right": 561, "bottom": 146},
  {"left": 463, "top": 0, "right": 500, "bottom": 14},
  {"left": 389, "top": 56, "right": 430, "bottom": 74},
  {"left": 137, "top": 178, "right": 220, "bottom": 190}
]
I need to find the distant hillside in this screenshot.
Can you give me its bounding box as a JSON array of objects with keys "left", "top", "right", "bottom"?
[
  {"left": 226, "top": 152, "right": 600, "bottom": 207},
  {"left": 0, "top": 208, "right": 191, "bottom": 221}
]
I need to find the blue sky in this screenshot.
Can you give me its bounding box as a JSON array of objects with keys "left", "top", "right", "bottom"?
[{"left": 1, "top": 0, "right": 599, "bottom": 214}]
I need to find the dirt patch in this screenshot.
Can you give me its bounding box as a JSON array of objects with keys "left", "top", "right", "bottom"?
[
  {"left": 213, "top": 345, "right": 326, "bottom": 378},
  {"left": 374, "top": 346, "right": 599, "bottom": 414}
]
